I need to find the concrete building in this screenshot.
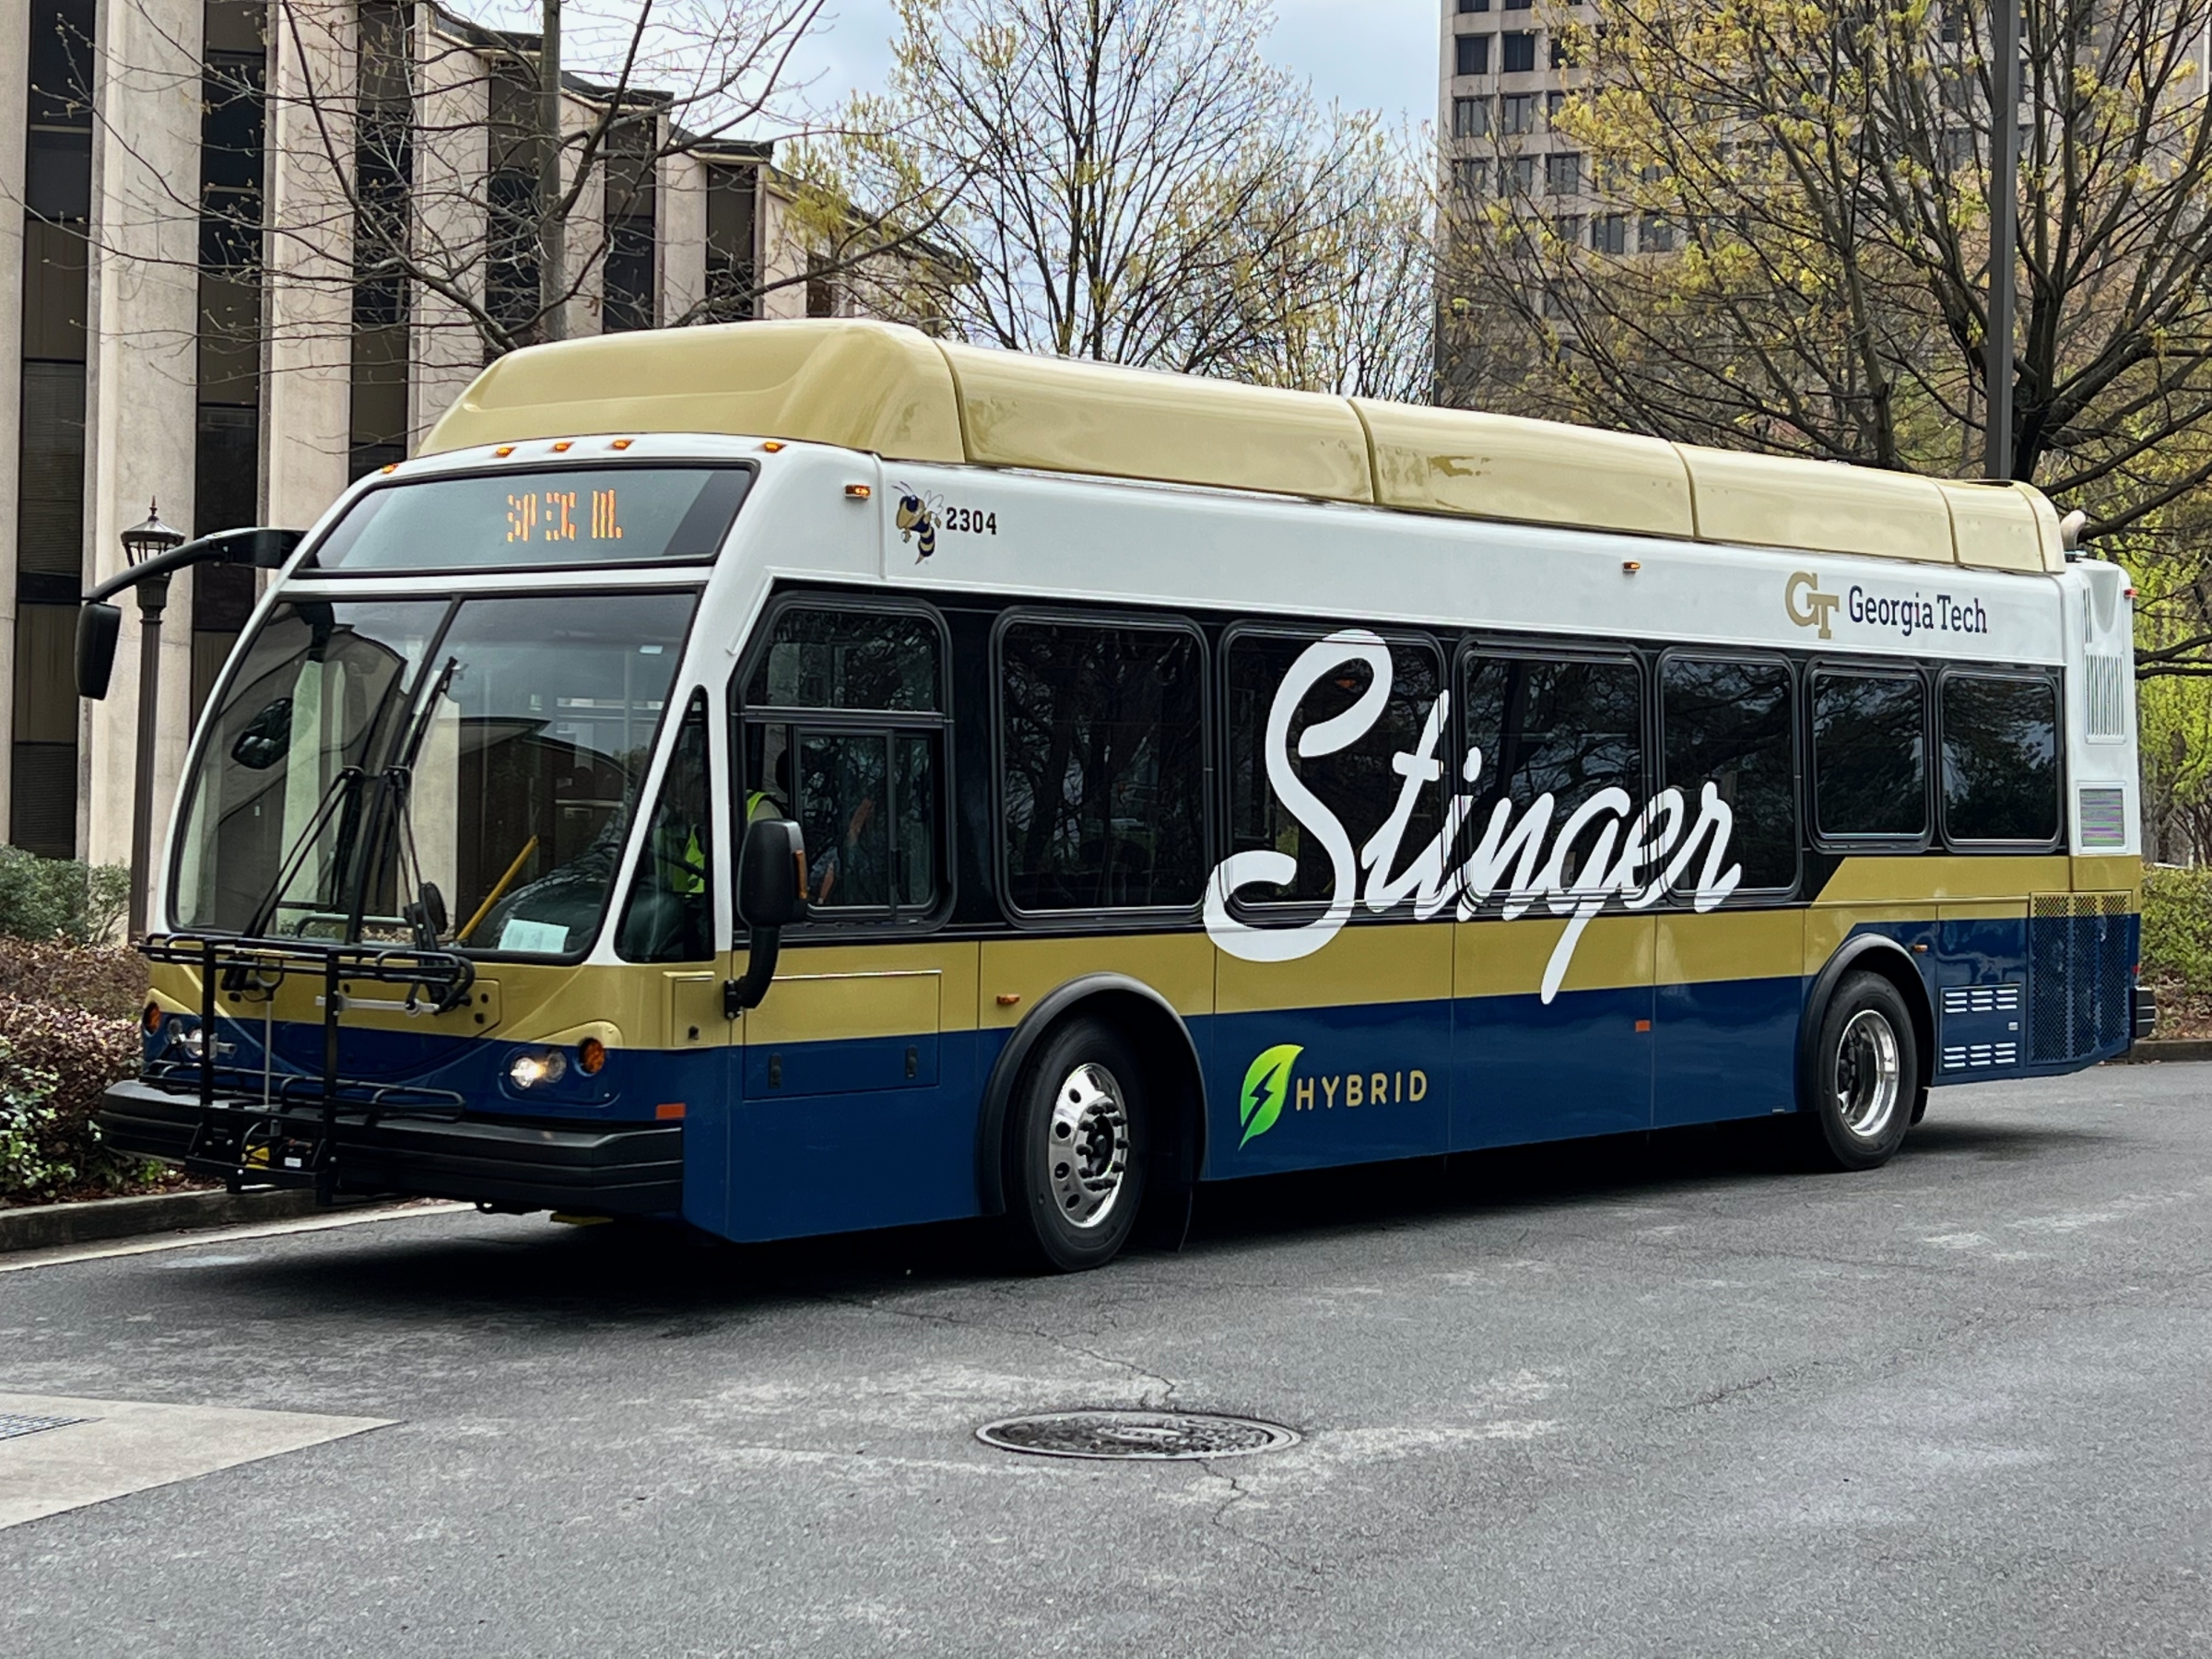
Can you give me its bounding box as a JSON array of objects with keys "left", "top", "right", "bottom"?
[{"left": 4, "top": 0, "right": 877, "bottom": 873}]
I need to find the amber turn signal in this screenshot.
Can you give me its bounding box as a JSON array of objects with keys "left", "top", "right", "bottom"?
[
  {"left": 143, "top": 1002, "right": 164, "bottom": 1033},
  {"left": 577, "top": 1037, "right": 606, "bottom": 1075}
]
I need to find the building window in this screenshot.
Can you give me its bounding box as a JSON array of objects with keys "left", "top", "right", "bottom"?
[
  {"left": 704, "top": 160, "right": 761, "bottom": 323},
  {"left": 1500, "top": 93, "right": 1537, "bottom": 134},
  {"left": 1500, "top": 155, "right": 1536, "bottom": 196},
  {"left": 1452, "top": 156, "right": 1488, "bottom": 198},
  {"left": 996, "top": 618, "right": 1207, "bottom": 912},
  {"left": 1550, "top": 35, "right": 1573, "bottom": 68},
  {"left": 1455, "top": 33, "right": 1490, "bottom": 76},
  {"left": 1458, "top": 0, "right": 1489, "bottom": 11},
  {"left": 1813, "top": 672, "right": 1927, "bottom": 841},
  {"left": 1503, "top": 0, "right": 1532, "bottom": 9},
  {"left": 1593, "top": 213, "right": 1627, "bottom": 253},
  {"left": 1501, "top": 31, "right": 1536, "bottom": 72},
  {"left": 1453, "top": 97, "right": 1490, "bottom": 139},
  {"left": 1662, "top": 656, "right": 1797, "bottom": 891},
  {"left": 601, "top": 123, "right": 658, "bottom": 334},
  {"left": 1546, "top": 152, "right": 1583, "bottom": 195},
  {"left": 1941, "top": 675, "right": 2060, "bottom": 843},
  {"left": 1639, "top": 214, "right": 1675, "bottom": 253},
  {"left": 1550, "top": 215, "right": 1583, "bottom": 250},
  {"left": 1547, "top": 90, "right": 1567, "bottom": 124}
]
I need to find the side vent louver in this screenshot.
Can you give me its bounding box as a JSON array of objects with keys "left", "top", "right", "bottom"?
[
  {"left": 2084, "top": 653, "right": 2129, "bottom": 740},
  {"left": 2029, "top": 893, "right": 2134, "bottom": 1064}
]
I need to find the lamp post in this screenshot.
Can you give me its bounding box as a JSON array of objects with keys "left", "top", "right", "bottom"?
[
  {"left": 1984, "top": 1, "right": 2019, "bottom": 480},
  {"left": 120, "top": 500, "right": 184, "bottom": 940}
]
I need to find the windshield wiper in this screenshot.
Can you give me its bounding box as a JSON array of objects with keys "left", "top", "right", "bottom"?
[
  {"left": 358, "top": 655, "right": 461, "bottom": 951},
  {"left": 238, "top": 764, "right": 367, "bottom": 942}
]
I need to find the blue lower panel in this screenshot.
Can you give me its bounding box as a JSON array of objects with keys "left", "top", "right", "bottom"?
[
  {"left": 1451, "top": 985, "right": 1652, "bottom": 1151},
  {"left": 1653, "top": 974, "right": 1803, "bottom": 1127},
  {"left": 711, "top": 1030, "right": 985, "bottom": 1242},
  {"left": 1203, "top": 1004, "right": 1450, "bottom": 1177}
]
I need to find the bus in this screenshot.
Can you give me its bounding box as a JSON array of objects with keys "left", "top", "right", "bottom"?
[{"left": 93, "top": 320, "right": 2148, "bottom": 1272}]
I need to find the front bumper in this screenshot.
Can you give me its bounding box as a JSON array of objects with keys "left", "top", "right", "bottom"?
[{"left": 98, "top": 1080, "right": 682, "bottom": 1216}]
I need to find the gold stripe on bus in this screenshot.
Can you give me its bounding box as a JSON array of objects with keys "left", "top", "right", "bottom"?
[
  {"left": 1453, "top": 914, "right": 1651, "bottom": 999},
  {"left": 1935, "top": 900, "right": 2029, "bottom": 921},
  {"left": 2070, "top": 854, "right": 2143, "bottom": 896},
  {"left": 1816, "top": 854, "right": 2072, "bottom": 905},
  {"left": 981, "top": 932, "right": 1214, "bottom": 1028},
  {"left": 1217, "top": 921, "right": 1451, "bottom": 1013},
  {"left": 1656, "top": 908, "right": 1802, "bottom": 985},
  {"left": 1804, "top": 904, "right": 1936, "bottom": 971}
]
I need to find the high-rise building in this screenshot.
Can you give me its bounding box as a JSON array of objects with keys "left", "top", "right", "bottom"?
[{"left": 3, "top": 0, "right": 899, "bottom": 874}]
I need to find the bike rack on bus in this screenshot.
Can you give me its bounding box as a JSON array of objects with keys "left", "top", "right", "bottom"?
[{"left": 140, "top": 933, "right": 476, "bottom": 1198}]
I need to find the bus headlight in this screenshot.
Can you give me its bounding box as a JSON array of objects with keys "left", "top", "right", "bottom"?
[{"left": 509, "top": 1048, "right": 569, "bottom": 1089}]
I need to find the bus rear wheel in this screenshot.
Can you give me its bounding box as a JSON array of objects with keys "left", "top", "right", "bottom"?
[
  {"left": 1005, "top": 1016, "right": 1148, "bottom": 1273},
  {"left": 1798, "top": 971, "right": 1917, "bottom": 1172}
]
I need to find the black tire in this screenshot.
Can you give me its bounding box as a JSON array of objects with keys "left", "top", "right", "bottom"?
[
  {"left": 1796, "top": 971, "right": 1918, "bottom": 1172},
  {"left": 1003, "top": 1016, "right": 1148, "bottom": 1273}
]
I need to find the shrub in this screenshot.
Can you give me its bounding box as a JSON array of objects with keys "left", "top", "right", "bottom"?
[
  {"left": 0, "top": 847, "right": 132, "bottom": 946},
  {"left": 0, "top": 1037, "right": 68, "bottom": 1199},
  {"left": 2141, "top": 865, "right": 2212, "bottom": 994},
  {"left": 0, "top": 995, "right": 140, "bottom": 1204},
  {"left": 0, "top": 937, "right": 147, "bottom": 1019}
]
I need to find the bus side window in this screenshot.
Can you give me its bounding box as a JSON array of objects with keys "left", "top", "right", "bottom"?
[
  {"left": 616, "top": 691, "right": 713, "bottom": 962},
  {"left": 1227, "top": 630, "right": 1441, "bottom": 905},
  {"left": 1458, "top": 651, "right": 1641, "bottom": 889},
  {"left": 1660, "top": 656, "right": 1797, "bottom": 893},
  {"left": 734, "top": 600, "right": 948, "bottom": 923},
  {"left": 1940, "top": 674, "right": 2060, "bottom": 844},
  {"left": 1812, "top": 670, "right": 1927, "bottom": 841},
  {"left": 996, "top": 618, "right": 1206, "bottom": 912}
]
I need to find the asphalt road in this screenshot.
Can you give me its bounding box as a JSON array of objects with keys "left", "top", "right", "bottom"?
[{"left": 3, "top": 1066, "right": 2208, "bottom": 1657}]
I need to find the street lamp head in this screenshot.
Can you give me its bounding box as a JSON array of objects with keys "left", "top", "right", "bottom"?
[{"left": 121, "top": 499, "right": 184, "bottom": 565}]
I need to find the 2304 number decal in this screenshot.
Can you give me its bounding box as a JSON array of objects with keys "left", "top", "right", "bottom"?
[{"left": 944, "top": 505, "right": 997, "bottom": 535}]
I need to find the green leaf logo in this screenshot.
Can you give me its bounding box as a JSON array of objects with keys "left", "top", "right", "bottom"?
[{"left": 1239, "top": 1044, "right": 1302, "bottom": 1148}]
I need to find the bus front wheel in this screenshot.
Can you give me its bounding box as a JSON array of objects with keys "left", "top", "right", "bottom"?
[
  {"left": 1798, "top": 971, "right": 1917, "bottom": 1172},
  {"left": 1004, "top": 1016, "right": 1149, "bottom": 1273}
]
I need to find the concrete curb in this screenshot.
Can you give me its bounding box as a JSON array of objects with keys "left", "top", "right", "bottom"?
[
  {"left": 0, "top": 1187, "right": 331, "bottom": 1253},
  {"left": 2107, "top": 1040, "right": 2212, "bottom": 1065}
]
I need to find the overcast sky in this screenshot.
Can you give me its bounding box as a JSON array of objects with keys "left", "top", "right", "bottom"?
[{"left": 777, "top": 0, "right": 1439, "bottom": 127}]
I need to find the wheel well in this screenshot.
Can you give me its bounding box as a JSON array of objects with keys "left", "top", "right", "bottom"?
[
  {"left": 1811, "top": 945, "right": 1935, "bottom": 1101},
  {"left": 973, "top": 977, "right": 1206, "bottom": 1216}
]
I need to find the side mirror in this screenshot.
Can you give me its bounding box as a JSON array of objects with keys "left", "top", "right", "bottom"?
[
  {"left": 76, "top": 602, "right": 122, "bottom": 700},
  {"left": 736, "top": 816, "right": 808, "bottom": 930},
  {"left": 725, "top": 817, "right": 807, "bottom": 1015}
]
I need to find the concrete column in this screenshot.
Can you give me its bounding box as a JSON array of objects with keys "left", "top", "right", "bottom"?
[
  {"left": 758, "top": 179, "right": 806, "bottom": 321},
  {"left": 262, "top": 0, "right": 355, "bottom": 529},
  {"left": 559, "top": 88, "right": 604, "bottom": 342},
  {"left": 660, "top": 149, "right": 706, "bottom": 328},
  {"left": 0, "top": 0, "right": 32, "bottom": 840},
  {"left": 82, "top": 0, "right": 205, "bottom": 876},
  {"left": 408, "top": 11, "right": 486, "bottom": 447}
]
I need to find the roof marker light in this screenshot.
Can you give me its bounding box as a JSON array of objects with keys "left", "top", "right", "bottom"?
[
  {"left": 493, "top": 445, "right": 516, "bottom": 458},
  {"left": 1621, "top": 559, "right": 1641, "bottom": 573},
  {"left": 551, "top": 440, "right": 572, "bottom": 453},
  {"left": 845, "top": 483, "right": 873, "bottom": 500},
  {"left": 611, "top": 438, "right": 633, "bottom": 451},
  {"left": 382, "top": 464, "right": 398, "bottom": 474},
  {"left": 761, "top": 440, "right": 785, "bottom": 453}
]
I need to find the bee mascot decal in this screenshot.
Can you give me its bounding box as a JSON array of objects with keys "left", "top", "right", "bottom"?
[{"left": 894, "top": 486, "right": 940, "bottom": 561}]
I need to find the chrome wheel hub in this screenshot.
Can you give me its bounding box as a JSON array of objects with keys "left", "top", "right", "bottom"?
[
  {"left": 1045, "top": 1062, "right": 1130, "bottom": 1230},
  {"left": 1834, "top": 1007, "right": 1901, "bottom": 1140}
]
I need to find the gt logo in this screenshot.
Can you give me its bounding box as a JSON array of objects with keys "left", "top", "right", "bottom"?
[{"left": 1785, "top": 571, "right": 1840, "bottom": 640}]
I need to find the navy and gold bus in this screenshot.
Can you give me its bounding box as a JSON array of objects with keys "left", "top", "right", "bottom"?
[{"left": 94, "top": 321, "right": 2147, "bottom": 1271}]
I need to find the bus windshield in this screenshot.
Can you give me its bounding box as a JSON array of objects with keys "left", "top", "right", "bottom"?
[{"left": 171, "top": 590, "right": 696, "bottom": 954}]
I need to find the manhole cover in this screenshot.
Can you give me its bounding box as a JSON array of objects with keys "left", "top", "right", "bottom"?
[
  {"left": 976, "top": 1410, "right": 1298, "bottom": 1461},
  {"left": 0, "top": 1413, "right": 88, "bottom": 1442}
]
